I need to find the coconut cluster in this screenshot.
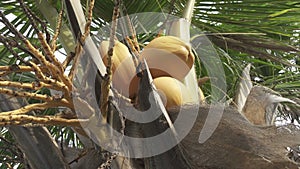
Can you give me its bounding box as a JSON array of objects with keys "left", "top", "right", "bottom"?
[{"left": 99, "top": 36, "right": 204, "bottom": 110}]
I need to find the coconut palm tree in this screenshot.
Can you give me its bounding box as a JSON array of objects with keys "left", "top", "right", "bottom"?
[{"left": 0, "top": 0, "right": 299, "bottom": 168}]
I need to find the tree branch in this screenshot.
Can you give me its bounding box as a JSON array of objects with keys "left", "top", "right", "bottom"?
[
  {"left": 0, "top": 114, "right": 86, "bottom": 127},
  {"left": 0, "top": 101, "right": 73, "bottom": 116}
]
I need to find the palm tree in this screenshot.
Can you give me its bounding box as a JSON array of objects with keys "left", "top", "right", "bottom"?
[{"left": 0, "top": 0, "right": 299, "bottom": 168}]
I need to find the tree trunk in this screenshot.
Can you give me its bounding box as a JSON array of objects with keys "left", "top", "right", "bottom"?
[
  {"left": 178, "top": 106, "right": 300, "bottom": 169},
  {"left": 76, "top": 106, "right": 299, "bottom": 169}
]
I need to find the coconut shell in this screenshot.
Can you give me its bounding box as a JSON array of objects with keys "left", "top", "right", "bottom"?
[
  {"left": 99, "top": 40, "right": 132, "bottom": 73},
  {"left": 153, "top": 77, "right": 195, "bottom": 110},
  {"left": 141, "top": 36, "right": 195, "bottom": 81},
  {"left": 99, "top": 40, "right": 139, "bottom": 99}
]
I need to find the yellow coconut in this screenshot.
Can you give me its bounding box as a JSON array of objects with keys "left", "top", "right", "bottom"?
[
  {"left": 141, "top": 36, "right": 195, "bottom": 81},
  {"left": 99, "top": 40, "right": 132, "bottom": 73},
  {"left": 153, "top": 77, "right": 195, "bottom": 110},
  {"left": 99, "top": 40, "right": 139, "bottom": 99}
]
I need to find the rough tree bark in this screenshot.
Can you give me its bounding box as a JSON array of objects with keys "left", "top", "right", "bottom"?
[
  {"left": 113, "top": 105, "right": 300, "bottom": 169},
  {"left": 178, "top": 106, "right": 300, "bottom": 169},
  {"left": 64, "top": 105, "right": 300, "bottom": 169}
]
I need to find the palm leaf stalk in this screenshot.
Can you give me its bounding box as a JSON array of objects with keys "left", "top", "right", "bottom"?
[{"left": 168, "top": 0, "right": 200, "bottom": 104}]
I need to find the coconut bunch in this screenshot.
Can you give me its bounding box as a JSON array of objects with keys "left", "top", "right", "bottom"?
[{"left": 99, "top": 36, "right": 205, "bottom": 110}]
